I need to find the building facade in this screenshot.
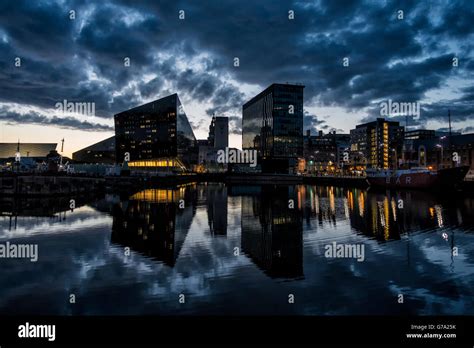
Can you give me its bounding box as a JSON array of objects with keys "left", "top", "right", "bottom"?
[
  {"left": 197, "top": 116, "right": 230, "bottom": 172},
  {"left": 72, "top": 136, "right": 115, "bottom": 164},
  {"left": 404, "top": 129, "right": 436, "bottom": 141},
  {"left": 403, "top": 133, "right": 474, "bottom": 172},
  {"left": 208, "top": 116, "right": 229, "bottom": 150},
  {"left": 242, "top": 83, "right": 304, "bottom": 173},
  {"left": 350, "top": 118, "right": 404, "bottom": 170},
  {"left": 114, "top": 94, "right": 198, "bottom": 172},
  {"left": 303, "top": 130, "right": 350, "bottom": 173}
]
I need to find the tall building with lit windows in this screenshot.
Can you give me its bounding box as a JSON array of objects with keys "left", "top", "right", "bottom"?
[
  {"left": 350, "top": 118, "right": 404, "bottom": 169},
  {"left": 114, "top": 94, "right": 198, "bottom": 172},
  {"left": 242, "top": 83, "right": 304, "bottom": 173}
]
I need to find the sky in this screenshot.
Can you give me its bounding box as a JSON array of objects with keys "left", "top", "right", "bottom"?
[{"left": 0, "top": 0, "right": 473, "bottom": 157}]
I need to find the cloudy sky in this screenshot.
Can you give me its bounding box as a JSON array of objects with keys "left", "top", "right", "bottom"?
[{"left": 0, "top": 0, "right": 473, "bottom": 157}]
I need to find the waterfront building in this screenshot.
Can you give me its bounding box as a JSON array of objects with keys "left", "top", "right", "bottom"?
[
  {"left": 72, "top": 136, "right": 115, "bottom": 164},
  {"left": 403, "top": 132, "right": 474, "bottom": 172},
  {"left": 208, "top": 116, "right": 229, "bottom": 150},
  {"left": 350, "top": 118, "right": 404, "bottom": 170},
  {"left": 303, "top": 130, "right": 351, "bottom": 173},
  {"left": 114, "top": 94, "right": 198, "bottom": 173},
  {"left": 404, "top": 129, "right": 436, "bottom": 140},
  {"left": 242, "top": 83, "right": 304, "bottom": 173},
  {"left": 197, "top": 139, "right": 212, "bottom": 165},
  {"left": 197, "top": 116, "right": 229, "bottom": 172}
]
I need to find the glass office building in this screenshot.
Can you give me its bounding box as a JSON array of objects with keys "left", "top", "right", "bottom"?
[
  {"left": 242, "top": 83, "right": 304, "bottom": 173},
  {"left": 114, "top": 94, "right": 197, "bottom": 172}
]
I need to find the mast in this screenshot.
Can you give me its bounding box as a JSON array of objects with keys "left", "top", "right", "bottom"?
[{"left": 60, "top": 138, "right": 65, "bottom": 167}]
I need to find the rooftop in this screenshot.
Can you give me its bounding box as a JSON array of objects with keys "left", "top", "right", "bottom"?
[{"left": 243, "top": 83, "right": 305, "bottom": 109}]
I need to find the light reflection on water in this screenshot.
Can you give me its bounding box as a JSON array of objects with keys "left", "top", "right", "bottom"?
[{"left": 0, "top": 183, "right": 473, "bottom": 315}]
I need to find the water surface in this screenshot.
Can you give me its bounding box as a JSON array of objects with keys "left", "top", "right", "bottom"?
[{"left": 0, "top": 183, "right": 473, "bottom": 315}]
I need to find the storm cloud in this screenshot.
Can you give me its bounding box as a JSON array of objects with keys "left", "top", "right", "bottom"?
[{"left": 0, "top": 0, "right": 473, "bottom": 134}]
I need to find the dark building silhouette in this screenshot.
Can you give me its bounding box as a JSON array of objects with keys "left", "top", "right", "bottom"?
[
  {"left": 240, "top": 185, "right": 303, "bottom": 279},
  {"left": 242, "top": 83, "right": 304, "bottom": 173},
  {"left": 208, "top": 116, "right": 229, "bottom": 150},
  {"left": 114, "top": 94, "right": 198, "bottom": 172},
  {"left": 72, "top": 136, "right": 115, "bottom": 164}
]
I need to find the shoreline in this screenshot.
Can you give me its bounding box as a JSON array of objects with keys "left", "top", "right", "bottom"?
[{"left": 1, "top": 172, "right": 473, "bottom": 196}]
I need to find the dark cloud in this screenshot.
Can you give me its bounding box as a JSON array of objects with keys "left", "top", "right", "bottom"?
[
  {"left": 188, "top": 118, "right": 207, "bottom": 133},
  {"left": 304, "top": 112, "right": 327, "bottom": 134},
  {"left": 0, "top": 107, "right": 113, "bottom": 131},
  {"left": 227, "top": 116, "right": 241, "bottom": 135},
  {"left": 361, "top": 81, "right": 474, "bottom": 126},
  {"left": 0, "top": 0, "right": 472, "bottom": 133}
]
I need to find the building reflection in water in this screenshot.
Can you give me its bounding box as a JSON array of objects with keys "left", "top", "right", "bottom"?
[
  {"left": 206, "top": 183, "right": 228, "bottom": 237},
  {"left": 298, "top": 185, "right": 474, "bottom": 241},
  {"left": 111, "top": 183, "right": 197, "bottom": 267},
  {"left": 298, "top": 185, "right": 349, "bottom": 227},
  {"left": 109, "top": 182, "right": 474, "bottom": 276},
  {"left": 239, "top": 185, "right": 304, "bottom": 280}
]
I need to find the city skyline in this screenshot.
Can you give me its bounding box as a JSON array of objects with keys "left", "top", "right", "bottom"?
[
  {"left": 1, "top": 0, "right": 473, "bottom": 157},
  {"left": 1, "top": 2, "right": 474, "bottom": 344}
]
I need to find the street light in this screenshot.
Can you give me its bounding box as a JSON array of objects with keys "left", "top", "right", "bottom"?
[{"left": 392, "top": 148, "right": 398, "bottom": 170}]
